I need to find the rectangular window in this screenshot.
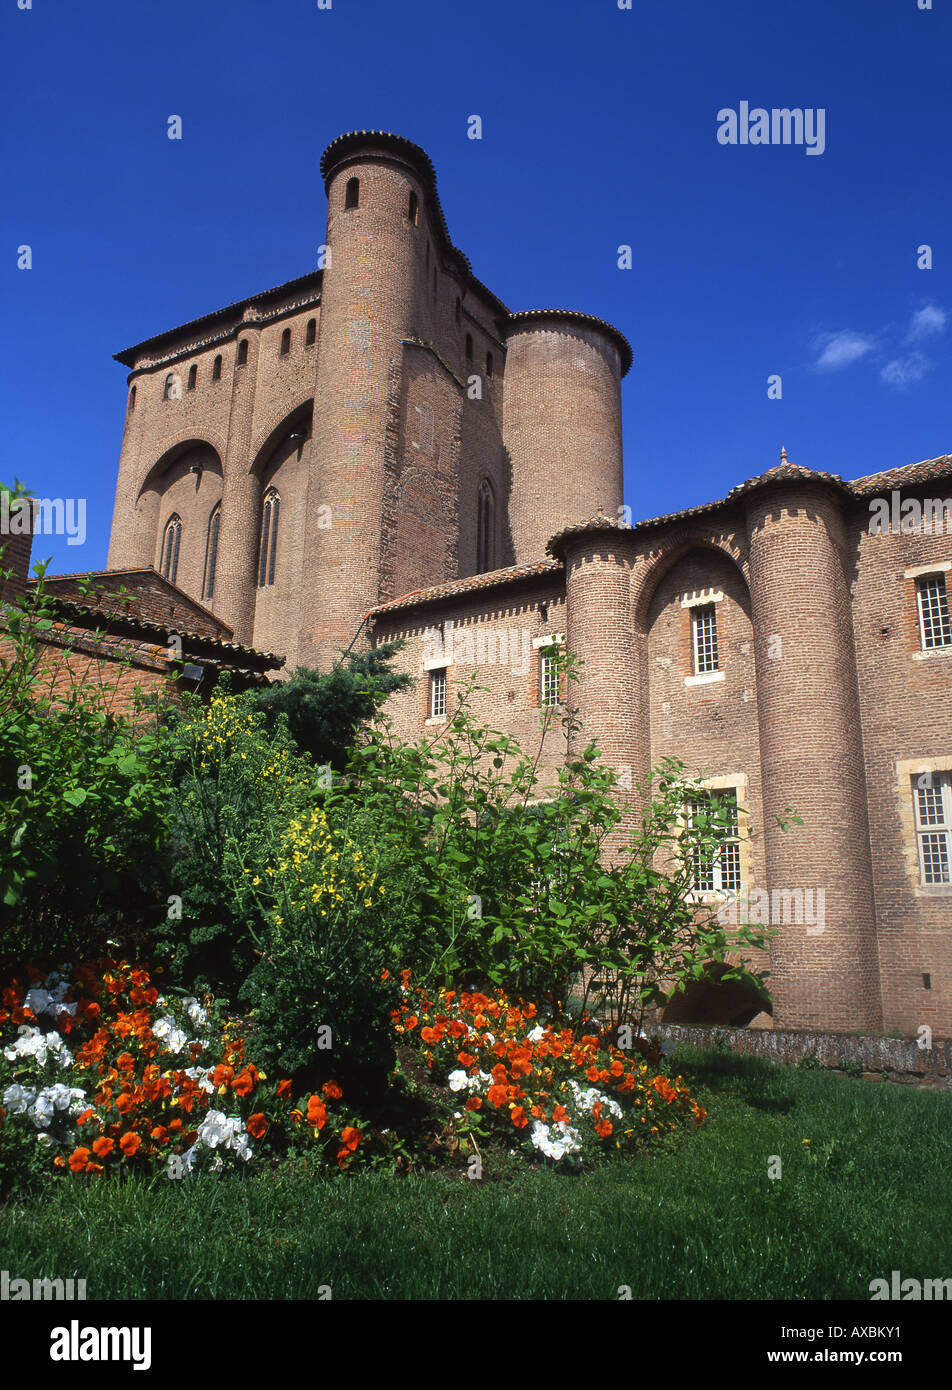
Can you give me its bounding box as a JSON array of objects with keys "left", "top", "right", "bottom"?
[
  {"left": 914, "top": 774, "right": 952, "bottom": 885},
  {"left": 692, "top": 604, "right": 720, "bottom": 674},
  {"left": 686, "top": 790, "right": 741, "bottom": 893},
  {"left": 540, "top": 650, "right": 560, "bottom": 707},
  {"left": 916, "top": 574, "right": 952, "bottom": 649},
  {"left": 430, "top": 668, "right": 447, "bottom": 720}
]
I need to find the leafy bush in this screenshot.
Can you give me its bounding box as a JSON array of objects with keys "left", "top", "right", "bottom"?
[{"left": 0, "top": 550, "right": 174, "bottom": 962}]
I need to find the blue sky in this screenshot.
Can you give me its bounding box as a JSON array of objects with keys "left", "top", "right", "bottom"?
[{"left": 2, "top": 0, "right": 949, "bottom": 573}]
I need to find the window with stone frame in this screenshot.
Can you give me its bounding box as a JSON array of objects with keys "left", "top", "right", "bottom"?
[
  {"left": 429, "top": 667, "right": 447, "bottom": 720},
  {"left": 685, "top": 789, "right": 741, "bottom": 893},
  {"left": 692, "top": 603, "right": 720, "bottom": 674},
  {"left": 913, "top": 773, "right": 952, "bottom": 885},
  {"left": 916, "top": 573, "right": 952, "bottom": 649}
]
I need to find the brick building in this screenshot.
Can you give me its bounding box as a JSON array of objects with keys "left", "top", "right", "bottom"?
[{"left": 103, "top": 130, "right": 952, "bottom": 1037}]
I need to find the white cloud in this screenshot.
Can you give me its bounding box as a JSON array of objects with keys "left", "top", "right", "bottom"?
[
  {"left": 880, "top": 353, "right": 932, "bottom": 388},
  {"left": 812, "top": 330, "right": 877, "bottom": 371},
  {"left": 906, "top": 304, "right": 947, "bottom": 343}
]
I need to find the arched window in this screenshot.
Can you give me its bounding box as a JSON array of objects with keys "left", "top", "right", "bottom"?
[
  {"left": 476, "top": 481, "right": 495, "bottom": 573},
  {"left": 280, "top": 328, "right": 291, "bottom": 356},
  {"left": 160, "top": 514, "right": 182, "bottom": 585},
  {"left": 485, "top": 351, "right": 494, "bottom": 379},
  {"left": 128, "top": 385, "right": 136, "bottom": 411},
  {"left": 212, "top": 354, "right": 223, "bottom": 380},
  {"left": 163, "top": 372, "right": 177, "bottom": 400},
  {"left": 237, "top": 339, "right": 249, "bottom": 367},
  {"left": 202, "top": 505, "right": 220, "bottom": 601},
  {"left": 345, "top": 177, "right": 360, "bottom": 209},
  {"left": 465, "top": 333, "right": 473, "bottom": 361},
  {"left": 305, "top": 318, "right": 316, "bottom": 346},
  {"left": 187, "top": 364, "right": 197, "bottom": 391},
  {"left": 257, "top": 489, "right": 280, "bottom": 588},
  {"left": 408, "top": 190, "right": 418, "bottom": 225}
]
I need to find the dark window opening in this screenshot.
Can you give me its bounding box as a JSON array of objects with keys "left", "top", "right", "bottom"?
[
  {"left": 187, "top": 364, "right": 197, "bottom": 391},
  {"left": 306, "top": 318, "right": 316, "bottom": 346},
  {"left": 345, "top": 177, "right": 360, "bottom": 209},
  {"left": 258, "top": 490, "right": 280, "bottom": 588},
  {"left": 212, "top": 355, "right": 222, "bottom": 380},
  {"left": 408, "top": 191, "right": 418, "bottom": 224},
  {"left": 465, "top": 333, "right": 473, "bottom": 360},
  {"left": 236, "top": 339, "right": 249, "bottom": 367},
  {"left": 160, "top": 515, "right": 182, "bottom": 586},
  {"left": 202, "top": 506, "right": 220, "bottom": 601},
  {"left": 280, "top": 328, "right": 291, "bottom": 356}
]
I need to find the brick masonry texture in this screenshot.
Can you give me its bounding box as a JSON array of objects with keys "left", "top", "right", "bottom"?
[{"left": 91, "top": 131, "right": 952, "bottom": 1038}]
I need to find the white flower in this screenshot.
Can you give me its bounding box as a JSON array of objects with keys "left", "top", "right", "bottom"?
[
  {"left": 25, "top": 988, "right": 53, "bottom": 1016},
  {"left": 2, "top": 1083, "right": 36, "bottom": 1114},
  {"left": 447, "top": 1069, "right": 470, "bottom": 1092},
  {"left": 29, "top": 1094, "right": 55, "bottom": 1129},
  {"left": 183, "top": 997, "right": 208, "bottom": 1027},
  {"left": 152, "top": 1015, "right": 188, "bottom": 1054},
  {"left": 526, "top": 1025, "right": 546, "bottom": 1043},
  {"left": 36, "top": 1132, "right": 55, "bottom": 1147}
]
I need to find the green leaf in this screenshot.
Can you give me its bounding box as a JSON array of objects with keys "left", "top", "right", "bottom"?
[{"left": 63, "top": 787, "right": 88, "bottom": 807}]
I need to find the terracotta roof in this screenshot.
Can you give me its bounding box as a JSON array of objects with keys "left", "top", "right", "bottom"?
[
  {"left": 547, "top": 452, "right": 952, "bottom": 557},
  {"left": 505, "top": 309, "right": 633, "bottom": 376},
  {"left": 114, "top": 271, "right": 322, "bottom": 368},
  {"left": 849, "top": 453, "right": 952, "bottom": 497},
  {"left": 44, "top": 597, "right": 284, "bottom": 673},
  {"left": 369, "top": 560, "right": 564, "bottom": 618}
]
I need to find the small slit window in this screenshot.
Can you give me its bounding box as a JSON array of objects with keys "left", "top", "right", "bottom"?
[
  {"left": 128, "top": 385, "right": 136, "bottom": 411},
  {"left": 485, "top": 351, "right": 494, "bottom": 379},
  {"left": 305, "top": 318, "right": 316, "bottom": 346},
  {"left": 476, "top": 480, "right": 495, "bottom": 573},
  {"left": 465, "top": 333, "right": 473, "bottom": 360},
  {"left": 345, "top": 177, "right": 360, "bottom": 209},
  {"left": 212, "top": 355, "right": 222, "bottom": 380},
  {"left": 187, "top": 364, "right": 197, "bottom": 391},
  {"left": 163, "top": 372, "right": 178, "bottom": 401},
  {"left": 236, "top": 339, "right": 249, "bottom": 367},
  {"left": 280, "top": 328, "right": 291, "bottom": 356},
  {"left": 408, "top": 191, "right": 418, "bottom": 225}
]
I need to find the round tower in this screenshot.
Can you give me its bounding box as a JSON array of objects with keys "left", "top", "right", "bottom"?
[
  {"left": 742, "top": 462, "right": 883, "bottom": 1033},
  {"left": 503, "top": 311, "right": 630, "bottom": 563},
  {"left": 554, "top": 521, "right": 647, "bottom": 851},
  {"left": 299, "top": 131, "right": 431, "bottom": 668}
]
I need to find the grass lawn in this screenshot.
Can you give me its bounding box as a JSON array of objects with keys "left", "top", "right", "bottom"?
[{"left": 2, "top": 1048, "right": 949, "bottom": 1300}]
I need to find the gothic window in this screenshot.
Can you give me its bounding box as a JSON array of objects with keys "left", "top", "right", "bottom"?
[
  {"left": 128, "top": 385, "right": 136, "bottom": 411},
  {"left": 160, "top": 514, "right": 182, "bottom": 586},
  {"left": 187, "top": 364, "right": 197, "bottom": 391},
  {"left": 212, "top": 354, "right": 223, "bottom": 380},
  {"left": 236, "top": 339, "right": 249, "bottom": 367},
  {"left": 306, "top": 318, "right": 317, "bottom": 346},
  {"left": 280, "top": 328, "right": 291, "bottom": 356},
  {"left": 476, "top": 479, "right": 495, "bottom": 573},
  {"left": 345, "top": 177, "right": 360, "bottom": 209},
  {"left": 257, "top": 489, "right": 280, "bottom": 588},
  {"left": 408, "top": 190, "right": 418, "bottom": 225},
  {"left": 202, "top": 505, "right": 220, "bottom": 602}
]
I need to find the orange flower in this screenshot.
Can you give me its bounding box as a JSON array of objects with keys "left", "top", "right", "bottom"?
[
  {"left": 511, "top": 1106, "right": 528, "bottom": 1129},
  {"left": 247, "top": 1113, "right": 269, "bottom": 1139},
  {"left": 92, "top": 1136, "right": 114, "bottom": 1158},
  {"left": 119, "top": 1132, "right": 141, "bottom": 1157},
  {"left": 487, "top": 1084, "right": 508, "bottom": 1108},
  {"left": 306, "top": 1096, "right": 327, "bottom": 1130},
  {"left": 552, "top": 1104, "right": 569, "bottom": 1124},
  {"left": 609, "top": 1058, "right": 624, "bottom": 1077},
  {"left": 420, "top": 1026, "right": 438, "bottom": 1044},
  {"left": 231, "top": 1069, "right": 255, "bottom": 1097},
  {"left": 211, "top": 1064, "right": 234, "bottom": 1087},
  {"left": 275, "top": 1080, "right": 292, "bottom": 1099},
  {"left": 69, "top": 1147, "right": 91, "bottom": 1172},
  {"left": 322, "top": 1081, "right": 342, "bottom": 1100},
  {"left": 115, "top": 1092, "right": 135, "bottom": 1115},
  {"left": 150, "top": 1125, "right": 168, "bottom": 1143},
  {"left": 595, "top": 1118, "right": 613, "bottom": 1139},
  {"left": 76, "top": 1108, "right": 95, "bottom": 1126},
  {"left": 339, "top": 1126, "right": 362, "bottom": 1152},
  {"left": 464, "top": 1096, "right": 482, "bottom": 1111},
  {"left": 404, "top": 1015, "right": 418, "bottom": 1030},
  {"left": 457, "top": 1052, "right": 476, "bottom": 1069},
  {"left": 585, "top": 1065, "right": 600, "bottom": 1083}
]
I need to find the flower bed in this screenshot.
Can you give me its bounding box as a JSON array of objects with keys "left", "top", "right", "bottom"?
[
  {"left": 393, "top": 973, "right": 706, "bottom": 1166},
  {"left": 0, "top": 961, "right": 366, "bottom": 1181}
]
